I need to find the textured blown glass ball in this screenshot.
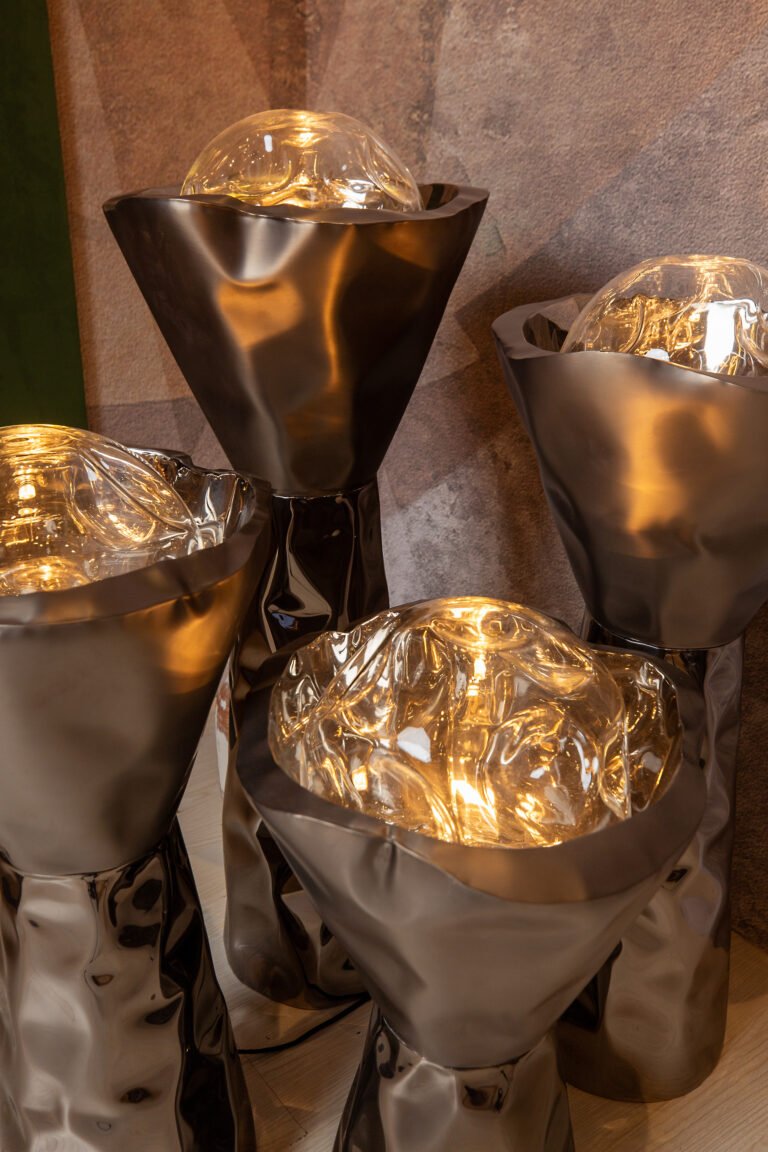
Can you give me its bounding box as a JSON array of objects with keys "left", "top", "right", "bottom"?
[
  {"left": 0, "top": 425, "right": 201, "bottom": 595},
  {"left": 181, "top": 108, "right": 422, "bottom": 212},
  {"left": 269, "top": 598, "right": 680, "bottom": 848},
  {"left": 562, "top": 254, "right": 768, "bottom": 375}
]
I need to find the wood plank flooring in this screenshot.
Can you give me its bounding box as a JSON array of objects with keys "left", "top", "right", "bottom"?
[{"left": 179, "top": 724, "right": 768, "bottom": 1151}]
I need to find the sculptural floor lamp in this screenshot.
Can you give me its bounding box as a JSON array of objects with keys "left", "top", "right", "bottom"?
[
  {"left": 104, "top": 109, "right": 488, "bottom": 1046},
  {"left": 0, "top": 431, "right": 270, "bottom": 1150},
  {"left": 239, "top": 598, "right": 705, "bottom": 1150},
  {"left": 493, "top": 263, "right": 768, "bottom": 1099}
]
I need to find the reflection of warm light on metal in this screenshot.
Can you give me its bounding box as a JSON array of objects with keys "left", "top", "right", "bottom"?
[
  {"left": 270, "top": 598, "right": 680, "bottom": 848},
  {"left": 18, "top": 482, "right": 35, "bottom": 501},
  {"left": 216, "top": 279, "right": 305, "bottom": 348},
  {"left": 610, "top": 389, "right": 734, "bottom": 544}
]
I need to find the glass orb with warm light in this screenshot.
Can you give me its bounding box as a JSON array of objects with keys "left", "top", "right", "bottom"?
[
  {"left": 269, "top": 597, "right": 680, "bottom": 848},
  {"left": 0, "top": 425, "right": 202, "bottom": 594},
  {"left": 563, "top": 254, "right": 768, "bottom": 375},
  {"left": 181, "top": 108, "right": 422, "bottom": 212}
]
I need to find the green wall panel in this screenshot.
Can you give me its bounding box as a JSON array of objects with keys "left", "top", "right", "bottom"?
[{"left": 0, "top": 0, "right": 87, "bottom": 427}]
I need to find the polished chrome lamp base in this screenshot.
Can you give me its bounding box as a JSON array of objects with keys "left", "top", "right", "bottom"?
[
  {"left": 0, "top": 824, "right": 253, "bottom": 1152},
  {"left": 557, "top": 624, "right": 741, "bottom": 1100},
  {"left": 105, "top": 181, "right": 488, "bottom": 1048},
  {"left": 336, "top": 1011, "right": 572, "bottom": 1152}
]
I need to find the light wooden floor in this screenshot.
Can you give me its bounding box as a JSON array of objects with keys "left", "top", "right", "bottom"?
[{"left": 179, "top": 722, "right": 768, "bottom": 1151}]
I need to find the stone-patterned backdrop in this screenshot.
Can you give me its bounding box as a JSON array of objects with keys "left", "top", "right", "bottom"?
[{"left": 48, "top": 0, "right": 768, "bottom": 946}]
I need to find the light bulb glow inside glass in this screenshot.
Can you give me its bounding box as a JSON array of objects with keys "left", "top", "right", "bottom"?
[
  {"left": 181, "top": 108, "right": 422, "bottom": 213},
  {"left": 0, "top": 425, "right": 204, "bottom": 595},
  {"left": 562, "top": 254, "right": 768, "bottom": 375},
  {"left": 269, "top": 598, "right": 680, "bottom": 848}
]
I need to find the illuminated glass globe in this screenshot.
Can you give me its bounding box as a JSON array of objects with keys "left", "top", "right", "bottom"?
[
  {"left": 562, "top": 254, "right": 768, "bottom": 376},
  {"left": 181, "top": 108, "right": 422, "bottom": 212},
  {"left": 0, "top": 425, "right": 201, "bottom": 595},
  {"left": 269, "top": 598, "right": 679, "bottom": 848}
]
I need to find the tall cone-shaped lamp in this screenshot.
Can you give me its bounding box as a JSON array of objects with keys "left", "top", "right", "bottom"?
[
  {"left": 0, "top": 441, "right": 270, "bottom": 1150},
  {"left": 105, "top": 131, "right": 487, "bottom": 1045},
  {"left": 493, "top": 280, "right": 768, "bottom": 1099}
]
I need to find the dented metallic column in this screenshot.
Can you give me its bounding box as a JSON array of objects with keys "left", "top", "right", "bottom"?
[
  {"left": 0, "top": 826, "right": 253, "bottom": 1152},
  {"left": 223, "top": 485, "right": 387, "bottom": 1034},
  {"left": 558, "top": 628, "right": 741, "bottom": 1100},
  {"left": 335, "top": 1011, "right": 572, "bottom": 1152}
]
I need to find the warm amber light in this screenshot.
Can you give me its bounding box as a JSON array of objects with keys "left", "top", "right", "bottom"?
[
  {"left": 269, "top": 598, "right": 680, "bottom": 848},
  {"left": 563, "top": 254, "right": 768, "bottom": 375},
  {"left": 181, "top": 108, "right": 422, "bottom": 213},
  {"left": 0, "top": 425, "right": 202, "bottom": 595}
]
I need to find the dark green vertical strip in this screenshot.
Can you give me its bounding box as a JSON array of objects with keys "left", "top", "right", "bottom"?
[{"left": 0, "top": 0, "right": 87, "bottom": 427}]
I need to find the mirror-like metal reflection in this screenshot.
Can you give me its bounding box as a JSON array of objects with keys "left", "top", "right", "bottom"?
[
  {"left": 223, "top": 487, "right": 385, "bottom": 1027},
  {"left": 557, "top": 625, "right": 740, "bottom": 1101},
  {"left": 335, "top": 1010, "right": 573, "bottom": 1152},
  {"left": 0, "top": 825, "right": 253, "bottom": 1152}
]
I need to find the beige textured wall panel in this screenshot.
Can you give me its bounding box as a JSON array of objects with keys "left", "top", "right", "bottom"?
[
  {"left": 48, "top": 0, "right": 278, "bottom": 460},
  {"left": 49, "top": 0, "right": 768, "bottom": 946}
]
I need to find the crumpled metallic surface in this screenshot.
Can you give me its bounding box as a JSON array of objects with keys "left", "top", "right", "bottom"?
[
  {"left": 236, "top": 483, "right": 389, "bottom": 694},
  {"left": 557, "top": 627, "right": 741, "bottom": 1101},
  {"left": 492, "top": 296, "right": 768, "bottom": 651},
  {"left": 223, "top": 486, "right": 386, "bottom": 1035},
  {"left": 0, "top": 451, "right": 269, "bottom": 1149},
  {"left": 104, "top": 180, "right": 487, "bottom": 1043},
  {"left": 335, "top": 1009, "right": 573, "bottom": 1152},
  {"left": 493, "top": 299, "right": 754, "bottom": 1100},
  {"left": 0, "top": 823, "right": 253, "bottom": 1152},
  {"left": 103, "top": 183, "right": 489, "bottom": 496},
  {"left": 238, "top": 644, "right": 705, "bottom": 1149}
]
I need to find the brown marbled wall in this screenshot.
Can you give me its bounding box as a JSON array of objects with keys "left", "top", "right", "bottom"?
[{"left": 48, "top": 0, "right": 768, "bottom": 946}]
